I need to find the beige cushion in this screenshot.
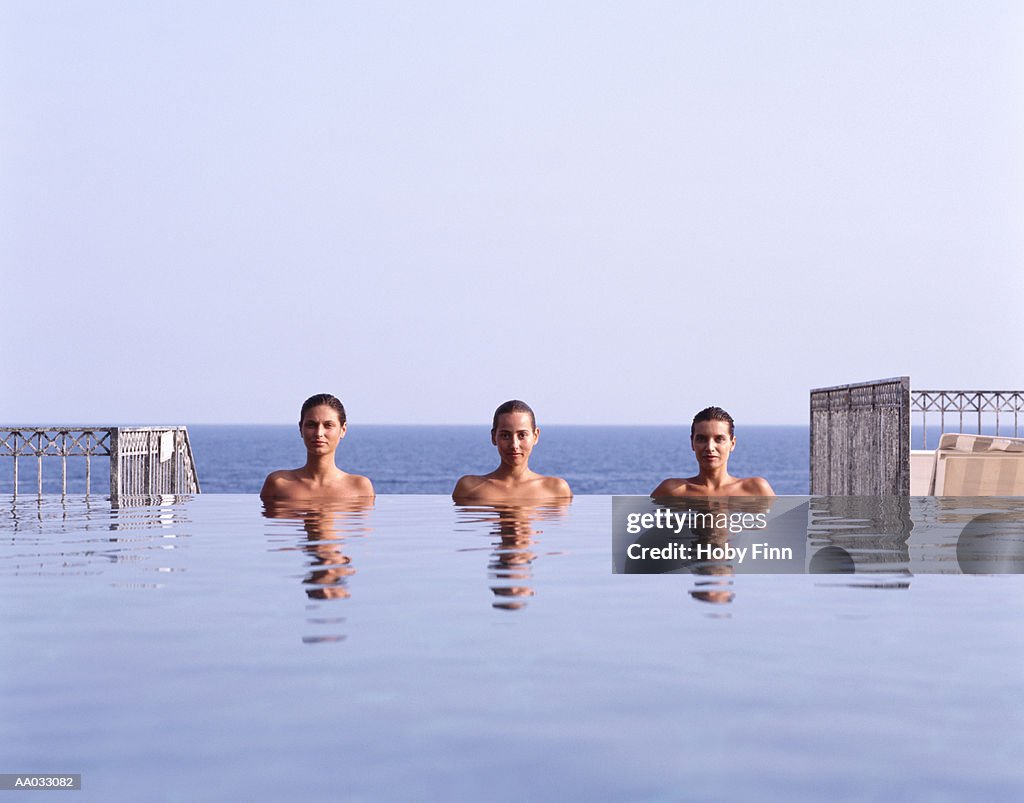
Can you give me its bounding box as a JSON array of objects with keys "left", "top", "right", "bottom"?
[{"left": 934, "top": 434, "right": 1024, "bottom": 495}]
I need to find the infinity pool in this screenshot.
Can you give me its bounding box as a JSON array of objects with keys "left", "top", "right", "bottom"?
[{"left": 2, "top": 495, "right": 1022, "bottom": 801}]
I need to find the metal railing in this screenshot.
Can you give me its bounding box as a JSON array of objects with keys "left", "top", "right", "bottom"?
[
  {"left": 1, "top": 426, "right": 201, "bottom": 499},
  {"left": 911, "top": 390, "right": 1024, "bottom": 449}
]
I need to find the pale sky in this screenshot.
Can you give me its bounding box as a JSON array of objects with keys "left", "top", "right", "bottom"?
[{"left": 3, "top": 1, "right": 1022, "bottom": 425}]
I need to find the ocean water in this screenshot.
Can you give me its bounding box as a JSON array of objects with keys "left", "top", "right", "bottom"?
[
  {"left": 1, "top": 425, "right": 810, "bottom": 496},
  {"left": 196, "top": 424, "right": 812, "bottom": 495},
  {"left": 5, "top": 421, "right": 1014, "bottom": 497}
]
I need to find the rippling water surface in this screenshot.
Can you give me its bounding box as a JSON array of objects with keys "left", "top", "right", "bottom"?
[{"left": 2, "top": 494, "right": 1023, "bottom": 801}]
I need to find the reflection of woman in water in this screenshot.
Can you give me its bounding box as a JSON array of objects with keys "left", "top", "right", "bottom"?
[
  {"left": 489, "top": 506, "right": 541, "bottom": 611},
  {"left": 627, "top": 496, "right": 774, "bottom": 605},
  {"left": 262, "top": 499, "right": 374, "bottom": 643},
  {"left": 261, "top": 394, "right": 374, "bottom": 502},
  {"left": 651, "top": 406, "right": 774, "bottom": 498},
  {"left": 688, "top": 509, "right": 737, "bottom": 604},
  {"left": 455, "top": 501, "right": 570, "bottom": 611}
]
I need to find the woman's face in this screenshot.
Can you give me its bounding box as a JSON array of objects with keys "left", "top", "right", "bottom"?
[
  {"left": 691, "top": 419, "right": 735, "bottom": 470},
  {"left": 300, "top": 404, "right": 346, "bottom": 455},
  {"left": 491, "top": 411, "right": 539, "bottom": 468}
]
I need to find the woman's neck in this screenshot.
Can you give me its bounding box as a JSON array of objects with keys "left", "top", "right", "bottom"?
[{"left": 303, "top": 452, "right": 339, "bottom": 478}]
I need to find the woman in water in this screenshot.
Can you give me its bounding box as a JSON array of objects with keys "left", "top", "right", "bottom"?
[
  {"left": 453, "top": 399, "right": 572, "bottom": 503},
  {"left": 651, "top": 406, "right": 774, "bottom": 497},
  {"left": 260, "top": 393, "right": 374, "bottom": 502}
]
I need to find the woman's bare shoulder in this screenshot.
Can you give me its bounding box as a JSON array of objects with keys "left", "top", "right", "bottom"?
[
  {"left": 260, "top": 469, "right": 301, "bottom": 501},
  {"left": 650, "top": 478, "right": 694, "bottom": 497},
  {"left": 264, "top": 468, "right": 300, "bottom": 482},
  {"left": 738, "top": 476, "right": 775, "bottom": 496},
  {"left": 539, "top": 475, "right": 572, "bottom": 498},
  {"left": 452, "top": 475, "right": 489, "bottom": 501},
  {"left": 344, "top": 473, "right": 375, "bottom": 497}
]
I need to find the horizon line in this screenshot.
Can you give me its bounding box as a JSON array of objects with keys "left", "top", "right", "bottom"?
[{"left": 1, "top": 421, "right": 814, "bottom": 428}]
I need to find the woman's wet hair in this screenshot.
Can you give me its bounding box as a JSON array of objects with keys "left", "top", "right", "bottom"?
[
  {"left": 691, "top": 406, "right": 734, "bottom": 438},
  {"left": 492, "top": 400, "right": 536, "bottom": 433},
  {"left": 300, "top": 393, "right": 347, "bottom": 426}
]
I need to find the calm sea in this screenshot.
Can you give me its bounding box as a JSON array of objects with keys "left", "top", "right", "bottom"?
[
  {"left": 1, "top": 425, "right": 810, "bottom": 496},
  {"left": 169, "top": 425, "right": 809, "bottom": 495},
  {"left": 5, "top": 423, "right": 979, "bottom": 497}
]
